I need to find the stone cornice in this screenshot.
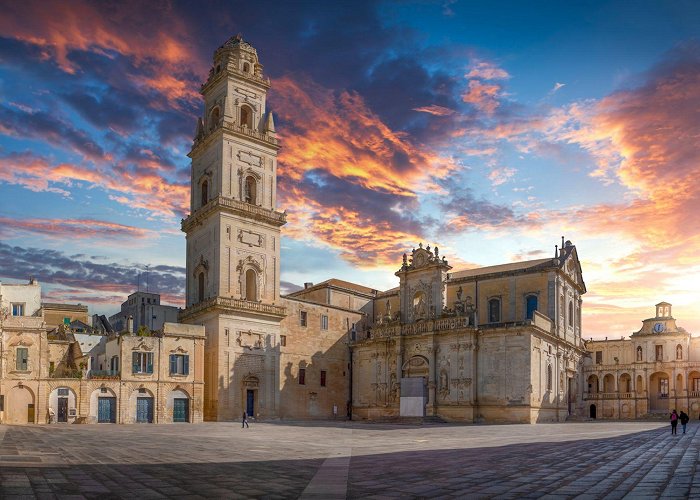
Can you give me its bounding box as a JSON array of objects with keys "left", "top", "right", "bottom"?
[
  {"left": 189, "top": 120, "right": 279, "bottom": 158},
  {"left": 179, "top": 297, "right": 287, "bottom": 323},
  {"left": 181, "top": 195, "right": 287, "bottom": 232}
]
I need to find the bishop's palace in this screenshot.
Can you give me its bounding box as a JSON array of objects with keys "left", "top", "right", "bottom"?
[{"left": 1, "top": 37, "right": 699, "bottom": 425}]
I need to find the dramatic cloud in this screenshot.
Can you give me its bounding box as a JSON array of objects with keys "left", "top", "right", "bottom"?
[
  {"left": 0, "top": 243, "right": 185, "bottom": 308},
  {"left": 0, "top": 217, "right": 151, "bottom": 240}
]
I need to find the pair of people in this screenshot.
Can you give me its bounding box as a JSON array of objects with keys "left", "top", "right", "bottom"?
[{"left": 670, "top": 409, "right": 689, "bottom": 434}]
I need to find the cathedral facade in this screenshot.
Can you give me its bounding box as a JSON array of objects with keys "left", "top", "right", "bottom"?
[{"left": 180, "top": 36, "right": 588, "bottom": 424}]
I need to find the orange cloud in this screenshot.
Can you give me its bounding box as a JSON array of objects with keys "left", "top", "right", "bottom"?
[
  {"left": 0, "top": 154, "right": 188, "bottom": 218},
  {"left": 462, "top": 80, "right": 503, "bottom": 115},
  {"left": 413, "top": 105, "right": 456, "bottom": 116},
  {"left": 0, "top": 217, "right": 151, "bottom": 240},
  {"left": 466, "top": 61, "right": 510, "bottom": 80}
]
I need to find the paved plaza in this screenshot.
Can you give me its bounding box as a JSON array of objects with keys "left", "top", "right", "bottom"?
[{"left": 1, "top": 420, "right": 698, "bottom": 498}]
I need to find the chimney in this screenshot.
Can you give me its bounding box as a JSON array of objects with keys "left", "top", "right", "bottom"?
[{"left": 304, "top": 282, "right": 313, "bottom": 289}]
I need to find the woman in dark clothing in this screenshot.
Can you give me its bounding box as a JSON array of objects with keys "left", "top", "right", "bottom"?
[{"left": 680, "top": 411, "right": 689, "bottom": 434}]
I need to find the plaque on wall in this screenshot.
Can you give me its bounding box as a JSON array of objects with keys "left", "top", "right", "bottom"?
[{"left": 238, "top": 229, "right": 264, "bottom": 248}]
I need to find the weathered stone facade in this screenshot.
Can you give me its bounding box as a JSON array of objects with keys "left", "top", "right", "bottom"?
[
  {"left": 349, "top": 242, "right": 587, "bottom": 423},
  {"left": 583, "top": 302, "right": 700, "bottom": 419},
  {"left": 0, "top": 280, "right": 205, "bottom": 424}
]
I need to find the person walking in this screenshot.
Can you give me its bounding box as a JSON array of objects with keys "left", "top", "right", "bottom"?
[
  {"left": 680, "top": 410, "right": 689, "bottom": 434},
  {"left": 670, "top": 409, "right": 679, "bottom": 435},
  {"left": 242, "top": 410, "right": 249, "bottom": 428}
]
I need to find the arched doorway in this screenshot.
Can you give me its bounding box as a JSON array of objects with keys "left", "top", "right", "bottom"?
[
  {"left": 49, "top": 387, "right": 77, "bottom": 423},
  {"left": 90, "top": 387, "right": 117, "bottom": 423},
  {"left": 649, "top": 372, "right": 670, "bottom": 413},
  {"left": 590, "top": 404, "right": 597, "bottom": 419},
  {"left": 400, "top": 355, "right": 429, "bottom": 417},
  {"left": 587, "top": 374, "right": 599, "bottom": 395},
  {"left": 168, "top": 388, "right": 190, "bottom": 423},
  {"left": 7, "top": 385, "right": 35, "bottom": 424}
]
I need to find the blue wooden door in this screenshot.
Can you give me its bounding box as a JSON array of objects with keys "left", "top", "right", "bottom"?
[
  {"left": 173, "top": 398, "right": 189, "bottom": 422},
  {"left": 136, "top": 397, "right": 154, "bottom": 423},
  {"left": 246, "top": 390, "right": 254, "bottom": 418},
  {"left": 98, "top": 397, "right": 116, "bottom": 423}
]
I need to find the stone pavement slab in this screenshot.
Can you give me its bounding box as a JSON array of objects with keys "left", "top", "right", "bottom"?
[{"left": 1, "top": 420, "right": 693, "bottom": 498}]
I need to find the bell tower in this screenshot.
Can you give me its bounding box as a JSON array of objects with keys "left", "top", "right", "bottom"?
[{"left": 180, "top": 36, "right": 287, "bottom": 421}]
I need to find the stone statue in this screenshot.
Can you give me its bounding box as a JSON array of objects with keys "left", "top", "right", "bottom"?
[{"left": 456, "top": 286, "right": 463, "bottom": 302}]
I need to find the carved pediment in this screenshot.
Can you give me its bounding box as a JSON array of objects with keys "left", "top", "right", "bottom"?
[
  {"left": 170, "top": 346, "right": 188, "bottom": 354},
  {"left": 9, "top": 334, "right": 34, "bottom": 347},
  {"left": 132, "top": 341, "right": 154, "bottom": 351}
]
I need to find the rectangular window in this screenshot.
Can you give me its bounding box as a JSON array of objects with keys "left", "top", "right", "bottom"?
[
  {"left": 11, "top": 303, "right": 24, "bottom": 316},
  {"left": 169, "top": 354, "right": 189, "bottom": 375},
  {"left": 321, "top": 315, "right": 328, "bottom": 330},
  {"left": 16, "top": 347, "right": 28, "bottom": 371},
  {"left": 58, "top": 388, "right": 69, "bottom": 396},
  {"left": 132, "top": 352, "right": 154, "bottom": 374},
  {"left": 63, "top": 317, "right": 71, "bottom": 325},
  {"left": 0, "top": 395, "right": 4, "bottom": 411},
  {"left": 299, "top": 368, "right": 306, "bottom": 385},
  {"left": 320, "top": 370, "right": 327, "bottom": 387},
  {"left": 280, "top": 335, "right": 287, "bottom": 347},
  {"left": 300, "top": 311, "right": 307, "bottom": 327},
  {"left": 595, "top": 351, "right": 602, "bottom": 364},
  {"left": 656, "top": 345, "right": 663, "bottom": 361},
  {"left": 694, "top": 379, "right": 700, "bottom": 392}
]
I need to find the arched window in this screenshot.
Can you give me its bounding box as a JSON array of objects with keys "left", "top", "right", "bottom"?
[
  {"left": 547, "top": 364, "right": 552, "bottom": 391},
  {"left": 201, "top": 180, "right": 208, "bottom": 207},
  {"left": 677, "top": 344, "right": 683, "bottom": 360},
  {"left": 216, "top": 64, "right": 221, "bottom": 74},
  {"left": 198, "top": 272, "right": 205, "bottom": 303},
  {"left": 240, "top": 105, "right": 253, "bottom": 128},
  {"left": 243, "top": 62, "right": 250, "bottom": 73},
  {"left": 209, "top": 107, "right": 220, "bottom": 132},
  {"left": 636, "top": 346, "right": 643, "bottom": 362},
  {"left": 488, "top": 298, "right": 500, "bottom": 323},
  {"left": 245, "top": 269, "right": 257, "bottom": 301},
  {"left": 244, "top": 176, "right": 257, "bottom": 205},
  {"left": 526, "top": 295, "right": 538, "bottom": 320},
  {"left": 568, "top": 301, "right": 574, "bottom": 327}
]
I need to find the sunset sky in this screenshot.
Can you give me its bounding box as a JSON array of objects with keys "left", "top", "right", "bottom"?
[{"left": 1, "top": 1, "right": 699, "bottom": 339}]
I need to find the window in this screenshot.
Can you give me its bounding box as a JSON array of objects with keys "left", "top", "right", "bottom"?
[
  {"left": 58, "top": 388, "right": 69, "bottom": 396},
  {"left": 245, "top": 269, "right": 258, "bottom": 301},
  {"left": 63, "top": 317, "right": 70, "bottom": 325},
  {"left": 243, "top": 62, "right": 250, "bottom": 73},
  {"left": 16, "top": 347, "right": 28, "bottom": 371},
  {"left": 300, "top": 311, "right": 307, "bottom": 327},
  {"left": 209, "top": 107, "right": 220, "bottom": 132},
  {"left": 636, "top": 346, "right": 643, "bottom": 362},
  {"left": 595, "top": 351, "right": 602, "bottom": 364},
  {"left": 244, "top": 176, "right": 257, "bottom": 205},
  {"left": 693, "top": 378, "right": 700, "bottom": 392},
  {"left": 568, "top": 301, "right": 574, "bottom": 327},
  {"left": 11, "top": 303, "right": 24, "bottom": 316},
  {"left": 132, "top": 352, "right": 154, "bottom": 374},
  {"left": 198, "top": 272, "right": 205, "bottom": 303},
  {"left": 488, "top": 298, "right": 500, "bottom": 323},
  {"left": 299, "top": 368, "right": 306, "bottom": 385},
  {"left": 201, "top": 180, "right": 208, "bottom": 207},
  {"left": 169, "top": 354, "right": 190, "bottom": 375},
  {"left": 321, "top": 315, "right": 328, "bottom": 330},
  {"left": 240, "top": 105, "right": 252, "bottom": 128},
  {"left": 677, "top": 344, "right": 683, "bottom": 360},
  {"left": 655, "top": 345, "right": 663, "bottom": 361},
  {"left": 280, "top": 335, "right": 286, "bottom": 347},
  {"left": 321, "top": 370, "right": 327, "bottom": 387},
  {"left": 110, "top": 356, "right": 119, "bottom": 372},
  {"left": 0, "top": 395, "right": 3, "bottom": 412},
  {"left": 525, "top": 295, "right": 538, "bottom": 320}
]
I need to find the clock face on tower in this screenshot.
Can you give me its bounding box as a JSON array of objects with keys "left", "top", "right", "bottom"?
[{"left": 653, "top": 322, "right": 665, "bottom": 333}]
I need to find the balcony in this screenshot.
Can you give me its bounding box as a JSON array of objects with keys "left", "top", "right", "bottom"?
[
  {"left": 180, "top": 296, "right": 287, "bottom": 322},
  {"left": 87, "top": 370, "right": 120, "bottom": 380},
  {"left": 584, "top": 392, "right": 634, "bottom": 400},
  {"left": 181, "top": 195, "right": 287, "bottom": 232},
  {"left": 49, "top": 369, "right": 83, "bottom": 379}
]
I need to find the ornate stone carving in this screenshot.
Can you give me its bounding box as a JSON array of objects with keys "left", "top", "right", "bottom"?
[
  {"left": 236, "top": 330, "right": 264, "bottom": 349},
  {"left": 237, "top": 149, "right": 263, "bottom": 167},
  {"left": 238, "top": 229, "right": 264, "bottom": 247}
]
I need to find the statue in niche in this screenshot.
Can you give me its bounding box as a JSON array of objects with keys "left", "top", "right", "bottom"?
[
  {"left": 456, "top": 286, "right": 463, "bottom": 302},
  {"left": 439, "top": 370, "right": 449, "bottom": 399},
  {"left": 414, "top": 295, "right": 427, "bottom": 319},
  {"left": 389, "top": 373, "right": 399, "bottom": 403}
]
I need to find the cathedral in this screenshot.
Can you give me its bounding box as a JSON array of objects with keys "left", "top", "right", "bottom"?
[{"left": 179, "top": 36, "right": 587, "bottom": 423}]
